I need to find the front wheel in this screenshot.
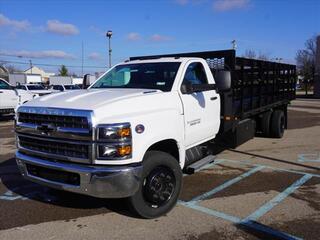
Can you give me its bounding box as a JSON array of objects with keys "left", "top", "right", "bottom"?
[{"left": 128, "top": 151, "right": 182, "bottom": 219}]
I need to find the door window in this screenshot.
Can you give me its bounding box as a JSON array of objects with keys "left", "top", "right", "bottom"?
[{"left": 182, "top": 62, "right": 208, "bottom": 86}]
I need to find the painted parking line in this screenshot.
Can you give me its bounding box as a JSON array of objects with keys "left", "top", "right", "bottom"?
[
  {"left": 179, "top": 201, "right": 303, "bottom": 240},
  {"left": 298, "top": 153, "right": 320, "bottom": 163},
  {"left": 242, "top": 174, "right": 313, "bottom": 222},
  {"left": 189, "top": 165, "right": 265, "bottom": 202},
  {"left": 179, "top": 201, "right": 241, "bottom": 223},
  {"left": 179, "top": 160, "right": 316, "bottom": 240}
]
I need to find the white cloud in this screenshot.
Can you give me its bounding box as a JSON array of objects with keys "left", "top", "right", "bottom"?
[
  {"left": 127, "top": 32, "right": 141, "bottom": 41},
  {"left": 2, "top": 50, "right": 75, "bottom": 59},
  {"left": 0, "top": 14, "right": 30, "bottom": 31},
  {"left": 46, "top": 20, "right": 79, "bottom": 36},
  {"left": 88, "top": 52, "right": 103, "bottom": 60},
  {"left": 150, "top": 34, "right": 172, "bottom": 42},
  {"left": 213, "top": 0, "right": 250, "bottom": 12}
]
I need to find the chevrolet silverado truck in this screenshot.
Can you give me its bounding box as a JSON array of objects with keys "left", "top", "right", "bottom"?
[
  {"left": 0, "top": 78, "right": 36, "bottom": 117},
  {"left": 15, "top": 50, "right": 296, "bottom": 218}
]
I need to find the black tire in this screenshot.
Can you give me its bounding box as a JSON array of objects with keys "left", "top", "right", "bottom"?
[
  {"left": 270, "top": 110, "right": 285, "bottom": 138},
  {"left": 261, "top": 111, "right": 272, "bottom": 137},
  {"left": 128, "top": 150, "right": 182, "bottom": 219}
]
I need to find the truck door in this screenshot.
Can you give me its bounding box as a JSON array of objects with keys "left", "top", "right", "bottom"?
[
  {"left": 0, "top": 79, "right": 18, "bottom": 109},
  {"left": 180, "top": 61, "right": 220, "bottom": 147}
]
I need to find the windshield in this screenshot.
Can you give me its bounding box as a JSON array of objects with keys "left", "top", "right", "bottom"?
[
  {"left": 64, "top": 85, "right": 80, "bottom": 90},
  {"left": 0, "top": 80, "right": 11, "bottom": 89},
  {"left": 91, "top": 62, "right": 181, "bottom": 92},
  {"left": 27, "top": 85, "right": 45, "bottom": 90}
]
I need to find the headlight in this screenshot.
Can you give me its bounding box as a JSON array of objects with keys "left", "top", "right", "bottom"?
[
  {"left": 97, "top": 123, "right": 131, "bottom": 141},
  {"left": 96, "top": 123, "right": 132, "bottom": 160},
  {"left": 97, "top": 144, "right": 132, "bottom": 159}
]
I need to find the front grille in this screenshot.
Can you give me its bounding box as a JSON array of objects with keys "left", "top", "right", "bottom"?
[
  {"left": 18, "top": 112, "right": 89, "bottom": 129},
  {"left": 19, "top": 136, "right": 89, "bottom": 159},
  {"left": 26, "top": 163, "right": 80, "bottom": 186}
]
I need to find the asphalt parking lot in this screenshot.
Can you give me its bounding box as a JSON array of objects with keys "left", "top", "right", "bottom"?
[{"left": 0, "top": 99, "right": 319, "bottom": 240}]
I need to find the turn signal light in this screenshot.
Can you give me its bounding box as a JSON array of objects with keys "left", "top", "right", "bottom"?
[
  {"left": 117, "top": 128, "right": 131, "bottom": 138},
  {"left": 117, "top": 145, "right": 132, "bottom": 156}
]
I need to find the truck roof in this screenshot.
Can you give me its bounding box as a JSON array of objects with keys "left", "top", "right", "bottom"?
[{"left": 123, "top": 57, "right": 203, "bottom": 65}]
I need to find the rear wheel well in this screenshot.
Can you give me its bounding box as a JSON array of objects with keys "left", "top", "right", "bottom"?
[{"left": 147, "top": 139, "right": 179, "bottom": 162}]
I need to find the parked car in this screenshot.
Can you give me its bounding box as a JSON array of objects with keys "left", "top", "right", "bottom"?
[
  {"left": 50, "top": 84, "right": 81, "bottom": 92},
  {"left": 15, "top": 49, "right": 296, "bottom": 218},
  {"left": 0, "top": 78, "right": 35, "bottom": 116},
  {"left": 16, "top": 84, "right": 52, "bottom": 96}
]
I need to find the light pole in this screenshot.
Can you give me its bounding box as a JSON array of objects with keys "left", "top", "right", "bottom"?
[
  {"left": 231, "top": 40, "right": 237, "bottom": 50},
  {"left": 106, "top": 30, "right": 113, "bottom": 68}
]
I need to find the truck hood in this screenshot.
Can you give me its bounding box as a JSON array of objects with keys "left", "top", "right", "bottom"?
[
  {"left": 21, "top": 88, "right": 182, "bottom": 123},
  {"left": 23, "top": 88, "right": 161, "bottom": 110}
]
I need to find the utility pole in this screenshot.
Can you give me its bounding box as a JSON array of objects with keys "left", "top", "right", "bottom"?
[
  {"left": 314, "top": 35, "right": 320, "bottom": 98},
  {"left": 29, "top": 60, "right": 33, "bottom": 73},
  {"left": 106, "top": 30, "right": 113, "bottom": 68}
]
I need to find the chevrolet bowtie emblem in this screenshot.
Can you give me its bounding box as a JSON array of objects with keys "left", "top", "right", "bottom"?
[{"left": 36, "top": 124, "right": 56, "bottom": 135}]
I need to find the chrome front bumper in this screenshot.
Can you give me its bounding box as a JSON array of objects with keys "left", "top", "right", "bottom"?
[{"left": 15, "top": 151, "right": 143, "bottom": 198}]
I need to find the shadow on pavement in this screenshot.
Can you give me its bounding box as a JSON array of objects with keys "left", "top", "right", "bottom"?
[
  {"left": 0, "top": 157, "right": 137, "bottom": 227},
  {"left": 228, "top": 149, "right": 320, "bottom": 172}
]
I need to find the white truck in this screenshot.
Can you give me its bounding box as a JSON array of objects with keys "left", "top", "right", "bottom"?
[
  {"left": 9, "top": 73, "right": 42, "bottom": 85},
  {"left": 15, "top": 50, "right": 296, "bottom": 218},
  {"left": 0, "top": 78, "right": 36, "bottom": 116},
  {"left": 16, "top": 84, "right": 52, "bottom": 96},
  {"left": 49, "top": 76, "right": 87, "bottom": 91}
]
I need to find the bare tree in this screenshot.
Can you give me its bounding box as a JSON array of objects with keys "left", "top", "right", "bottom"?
[
  {"left": 244, "top": 49, "right": 256, "bottom": 59},
  {"left": 296, "top": 36, "right": 317, "bottom": 93},
  {"left": 315, "top": 36, "right": 320, "bottom": 98},
  {"left": 0, "top": 62, "right": 22, "bottom": 73},
  {"left": 257, "top": 51, "right": 270, "bottom": 61},
  {"left": 243, "top": 49, "right": 269, "bottom": 61}
]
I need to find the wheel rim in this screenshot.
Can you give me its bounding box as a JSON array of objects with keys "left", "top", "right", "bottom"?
[{"left": 143, "top": 166, "right": 176, "bottom": 208}]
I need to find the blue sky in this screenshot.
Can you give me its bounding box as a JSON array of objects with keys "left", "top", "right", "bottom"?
[{"left": 0, "top": 0, "right": 319, "bottom": 75}]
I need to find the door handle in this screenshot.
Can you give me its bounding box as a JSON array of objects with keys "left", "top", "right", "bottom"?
[{"left": 210, "top": 96, "right": 217, "bottom": 101}]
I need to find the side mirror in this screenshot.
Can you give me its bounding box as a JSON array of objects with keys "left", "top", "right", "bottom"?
[
  {"left": 181, "top": 82, "right": 216, "bottom": 94},
  {"left": 215, "top": 70, "right": 231, "bottom": 92},
  {"left": 181, "top": 82, "right": 194, "bottom": 94},
  {"left": 82, "top": 74, "right": 91, "bottom": 89}
]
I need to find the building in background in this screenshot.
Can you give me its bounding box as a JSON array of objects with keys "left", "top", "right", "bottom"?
[{"left": 24, "top": 66, "right": 55, "bottom": 83}]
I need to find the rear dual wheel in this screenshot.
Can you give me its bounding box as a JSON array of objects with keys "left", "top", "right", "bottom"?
[
  {"left": 260, "top": 110, "right": 285, "bottom": 138},
  {"left": 128, "top": 151, "right": 182, "bottom": 219},
  {"left": 270, "top": 110, "right": 285, "bottom": 138}
]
